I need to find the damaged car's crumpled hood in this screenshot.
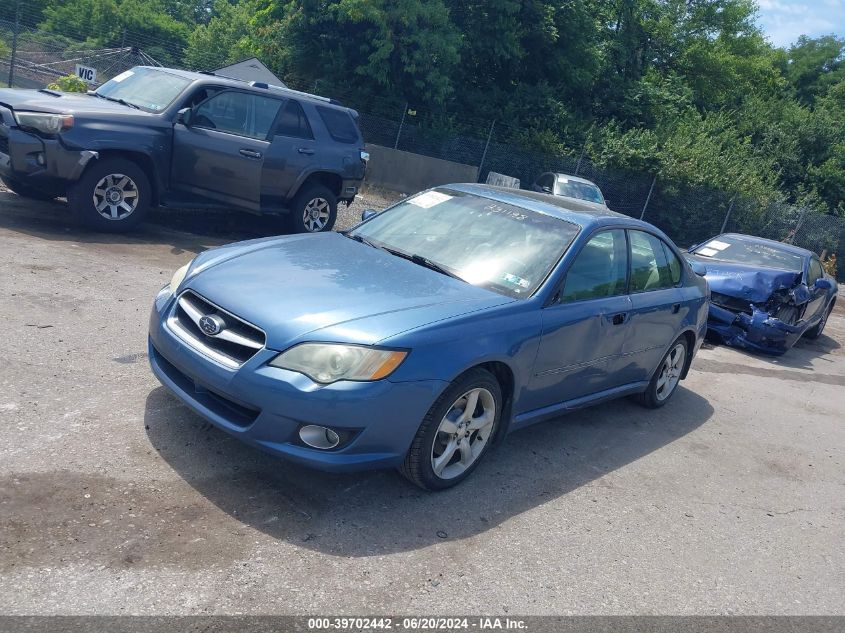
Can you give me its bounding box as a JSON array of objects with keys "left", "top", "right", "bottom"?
[{"left": 689, "top": 255, "right": 810, "bottom": 304}]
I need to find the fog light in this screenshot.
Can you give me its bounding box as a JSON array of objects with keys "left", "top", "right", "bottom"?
[
  {"left": 299, "top": 425, "right": 340, "bottom": 450},
  {"left": 36, "top": 153, "right": 45, "bottom": 166}
]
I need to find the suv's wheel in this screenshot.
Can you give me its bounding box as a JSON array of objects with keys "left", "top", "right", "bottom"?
[
  {"left": 400, "top": 368, "right": 502, "bottom": 491},
  {"left": 1, "top": 176, "right": 61, "bottom": 201},
  {"left": 635, "top": 336, "right": 688, "bottom": 409},
  {"left": 805, "top": 302, "right": 834, "bottom": 339},
  {"left": 290, "top": 184, "right": 337, "bottom": 233},
  {"left": 67, "top": 157, "right": 150, "bottom": 232}
]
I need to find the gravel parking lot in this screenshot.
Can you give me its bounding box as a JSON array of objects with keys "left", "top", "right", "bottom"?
[{"left": 1, "top": 190, "right": 844, "bottom": 615}]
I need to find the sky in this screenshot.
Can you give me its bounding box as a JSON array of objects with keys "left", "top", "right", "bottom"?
[{"left": 756, "top": 0, "right": 845, "bottom": 47}]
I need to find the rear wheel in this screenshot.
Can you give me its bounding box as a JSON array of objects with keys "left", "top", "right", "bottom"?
[
  {"left": 635, "top": 337, "right": 688, "bottom": 409},
  {"left": 67, "top": 157, "right": 150, "bottom": 232},
  {"left": 1, "top": 176, "right": 61, "bottom": 201},
  {"left": 805, "top": 302, "right": 834, "bottom": 339},
  {"left": 290, "top": 184, "right": 337, "bottom": 233},
  {"left": 400, "top": 368, "right": 501, "bottom": 491}
]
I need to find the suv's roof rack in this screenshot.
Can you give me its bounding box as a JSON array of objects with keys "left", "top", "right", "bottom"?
[{"left": 196, "top": 69, "right": 345, "bottom": 108}]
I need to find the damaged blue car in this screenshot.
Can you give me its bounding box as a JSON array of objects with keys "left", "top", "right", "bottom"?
[{"left": 688, "top": 233, "right": 838, "bottom": 355}]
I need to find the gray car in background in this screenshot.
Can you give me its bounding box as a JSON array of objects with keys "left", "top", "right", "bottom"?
[
  {"left": 531, "top": 172, "right": 609, "bottom": 210},
  {"left": 0, "top": 66, "right": 367, "bottom": 233}
]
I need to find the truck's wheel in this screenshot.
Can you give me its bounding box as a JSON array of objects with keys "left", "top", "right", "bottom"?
[
  {"left": 68, "top": 157, "right": 150, "bottom": 232},
  {"left": 1, "top": 176, "right": 61, "bottom": 201},
  {"left": 290, "top": 184, "right": 337, "bottom": 233}
]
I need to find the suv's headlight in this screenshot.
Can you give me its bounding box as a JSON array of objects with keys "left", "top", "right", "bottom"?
[
  {"left": 14, "top": 111, "right": 74, "bottom": 135},
  {"left": 270, "top": 343, "right": 407, "bottom": 384}
]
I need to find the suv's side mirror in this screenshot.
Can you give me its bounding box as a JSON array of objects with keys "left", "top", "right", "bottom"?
[
  {"left": 814, "top": 278, "right": 832, "bottom": 291},
  {"left": 177, "top": 107, "right": 193, "bottom": 126},
  {"left": 541, "top": 186, "right": 553, "bottom": 194},
  {"left": 361, "top": 208, "right": 378, "bottom": 222}
]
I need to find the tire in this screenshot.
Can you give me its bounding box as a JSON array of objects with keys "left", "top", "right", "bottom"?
[
  {"left": 635, "top": 336, "right": 689, "bottom": 409},
  {"left": 1, "top": 176, "right": 61, "bottom": 201},
  {"left": 67, "top": 157, "right": 150, "bottom": 232},
  {"left": 400, "top": 368, "right": 502, "bottom": 491},
  {"left": 805, "top": 302, "right": 834, "bottom": 340},
  {"left": 289, "top": 184, "right": 337, "bottom": 233}
]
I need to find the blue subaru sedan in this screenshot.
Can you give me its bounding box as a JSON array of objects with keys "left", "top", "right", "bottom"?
[{"left": 148, "top": 184, "right": 708, "bottom": 490}]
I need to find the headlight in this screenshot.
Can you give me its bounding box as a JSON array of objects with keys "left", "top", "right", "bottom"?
[
  {"left": 14, "top": 111, "right": 74, "bottom": 135},
  {"left": 169, "top": 262, "right": 190, "bottom": 293},
  {"left": 269, "top": 343, "right": 407, "bottom": 384}
]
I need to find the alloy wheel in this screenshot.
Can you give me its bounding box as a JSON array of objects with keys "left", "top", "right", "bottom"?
[
  {"left": 302, "top": 197, "right": 330, "bottom": 232},
  {"left": 92, "top": 173, "right": 139, "bottom": 221},
  {"left": 656, "top": 343, "right": 686, "bottom": 402},
  {"left": 431, "top": 387, "right": 496, "bottom": 480}
]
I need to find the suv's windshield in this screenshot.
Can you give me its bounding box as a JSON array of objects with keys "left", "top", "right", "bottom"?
[
  {"left": 555, "top": 178, "right": 604, "bottom": 204},
  {"left": 350, "top": 189, "right": 580, "bottom": 298},
  {"left": 95, "top": 67, "right": 192, "bottom": 112},
  {"left": 692, "top": 235, "right": 805, "bottom": 271}
]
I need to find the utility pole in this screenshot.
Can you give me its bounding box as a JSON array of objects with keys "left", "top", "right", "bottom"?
[
  {"left": 639, "top": 176, "right": 656, "bottom": 220},
  {"left": 477, "top": 120, "right": 496, "bottom": 177},
  {"left": 719, "top": 196, "right": 737, "bottom": 234},
  {"left": 394, "top": 102, "right": 408, "bottom": 150}
]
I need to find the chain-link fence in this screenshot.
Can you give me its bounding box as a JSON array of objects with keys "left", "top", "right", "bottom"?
[{"left": 1, "top": 10, "right": 843, "bottom": 280}]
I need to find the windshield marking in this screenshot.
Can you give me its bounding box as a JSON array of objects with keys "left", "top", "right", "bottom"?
[{"left": 407, "top": 191, "right": 452, "bottom": 208}]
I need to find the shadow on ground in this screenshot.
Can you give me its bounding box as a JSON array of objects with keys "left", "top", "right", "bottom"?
[{"left": 145, "top": 384, "right": 713, "bottom": 557}]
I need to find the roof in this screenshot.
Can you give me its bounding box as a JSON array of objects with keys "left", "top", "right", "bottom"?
[
  {"left": 442, "top": 183, "right": 634, "bottom": 228},
  {"left": 214, "top": 58, "right": 285, "bottom": 87},
  {"left": 718, "top": 233, "right": 813, "bottom": 258},
  {"left": 137, "top": 66, "right": 348, "bottom": 110}
]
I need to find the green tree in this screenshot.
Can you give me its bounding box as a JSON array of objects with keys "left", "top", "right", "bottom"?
[
  {"left": 785, "top": 35, "right": 845, "bottom": 106},
  {"left": 184, "top": 0, "right": 267, "bottom": 70}
]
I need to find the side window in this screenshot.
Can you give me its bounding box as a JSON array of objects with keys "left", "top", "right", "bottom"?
[
  {"left": 629, "top": 230, "right": 674, "bottom": 292},
  {"left": 808, "top": 258, "right": 824, "bottom": 285},
  {"left": 275, "top": 99, "right": 314, "bottom": 139},
  {"left": 661, "top": 239, "right": 683, "bottom": 285},
  {"left": 182, "top": 86, "right": 222, "bottom": 109},
  {"left": 559, "top": 229, "right": 628, "bottom": 303},
  {"left": 316, "top": 105, "right": 359, "bottom": 143},
  {"left": 193, "top": 91, "right": 281, "bottom": 140}
]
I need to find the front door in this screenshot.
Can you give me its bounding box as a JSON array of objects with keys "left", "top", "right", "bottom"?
[
  {"left": 527, "top": 229, "right": 631, "bottom": 411},
  {"left": 172, "top": 90, "right": 282, "bottom": 210}
]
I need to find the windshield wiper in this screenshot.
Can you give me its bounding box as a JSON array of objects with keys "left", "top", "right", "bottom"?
[
  {"left": 345, "top": 233, "right": 383, "bottom": 250},
  {"left": 92, "top": 93, "right": 140, "bottom": 110},
  {"left": 386, "top": 248, "right": 465, "bottom": 282}
]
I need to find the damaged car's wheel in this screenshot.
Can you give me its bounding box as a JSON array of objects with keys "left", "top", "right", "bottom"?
[
  {"left": 805, "top": 302, "right": 835, "bottom": 340},
  {"left": 635, "top": 337, "right": 688, "bottom": 409}
]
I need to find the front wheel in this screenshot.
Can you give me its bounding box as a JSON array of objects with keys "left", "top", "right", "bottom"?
[
  {"left": 805, "top": 302, "right": 834, "bottom": 339},
  {"left": 67, "top": 157, "right": 150, "bottom": 232},
  {"left": 400, "top": 368, "right": 502, "bottom": 491},
  {"left": 635, "top": 337, "right": 688, "bottom": 409},
  {"left": 290, "top": 184, "right": 337, "bottom": 233}
]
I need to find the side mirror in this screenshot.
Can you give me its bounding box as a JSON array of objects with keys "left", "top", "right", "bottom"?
[
  {"left": 814, "top": 278, "right": 832, "bottom": 291},
  {"left": 689, "top": 260, "right": 707, "bottom": 277},
  {"left": 541, "top": 186, "right": 553, "bottom": 194},
  {"left": 177, "top": 107, "right": 193, "bottom": 126},
  {"left": 361, "top": 208, "right": 378, "bottom": 222}
]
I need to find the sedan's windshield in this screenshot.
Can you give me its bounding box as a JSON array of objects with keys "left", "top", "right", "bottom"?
[
  {"left": 350, "top": 189, "right": 580, "bottom": 298},
  {"left": 95, "top": 67, "right": 192, "bottom": 112},
  {"left": 555, "top": 178, "right": 604, "bottom": 204},
  {"left": 692, "top": 235, "right": 804, "bottom": 271}
]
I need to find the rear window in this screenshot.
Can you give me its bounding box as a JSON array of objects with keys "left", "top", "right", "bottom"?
[{"left": 317, "top": 106, "right": 360, "bottom": 143}]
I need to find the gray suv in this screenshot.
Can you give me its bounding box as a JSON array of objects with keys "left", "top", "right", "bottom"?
[{"left": 0, "top": 66, "right": 367, "bottom": 232}]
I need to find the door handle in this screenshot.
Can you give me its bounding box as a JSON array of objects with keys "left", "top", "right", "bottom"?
[
  {"left": 672, "top": 303, "right": 681, "bottom": 314},
  {"left": 611, "top": 312, "right": 627, "bottom": 325},
  {"left": 297, "top": 147, "right": 315, "bottom": 155},
  {"left": 239, "top": 148, "right": 262, "bottom": 159}
]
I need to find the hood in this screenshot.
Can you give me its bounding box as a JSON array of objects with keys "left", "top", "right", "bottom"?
[
  {"left": 185, "top": 233, "right": 514, "bottom": 349},
  {"left": 690, "top": 255, "right": 806, "bottom": 304},
  {"left": 0, "top": 89, "right": 153, "bottom": 117}
]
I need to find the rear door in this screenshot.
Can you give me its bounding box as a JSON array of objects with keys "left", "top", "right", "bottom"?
[
  {"left": 261, "top": 98, "right": 317, "bottom": 201},
  {"left": 528, "top": 229, "right": 632, "bottom": 410},
  {"left": 620, "top": 230, "right": 686, "bottom": 384},
  {"left": 172, "top": 90, "right": 282, "bottom": 210}
]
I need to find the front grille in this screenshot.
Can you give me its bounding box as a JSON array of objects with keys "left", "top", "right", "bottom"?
[
  {"left": 710, "top": 292, "right": 752, "bottom": 314},
  {"left": 151, "top": 344, "right": 259, "bottom": 427},
  {"left": 167, "top": 290, "right": 266, "bottom": 368}
]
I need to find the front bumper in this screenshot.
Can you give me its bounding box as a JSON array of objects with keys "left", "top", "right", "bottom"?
[
  {"left": 147, "top": 299, "right": 446, "bottom": 473},
  {"left": 0, "top": 106, "right": 95, "bottom": 188},
  {"left": 706, "top": 303, "right": 806, "bottom": 355}
]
